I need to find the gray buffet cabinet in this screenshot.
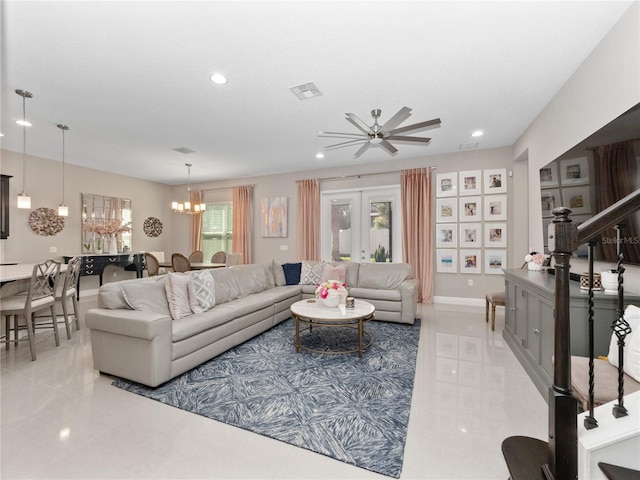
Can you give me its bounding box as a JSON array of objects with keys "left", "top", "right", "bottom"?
[{"left": 502, "top": 268, "right": 640, "bottom": 399}]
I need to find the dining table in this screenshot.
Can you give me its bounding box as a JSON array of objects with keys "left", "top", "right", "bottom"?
[
  {"left": 0, "top": 262, "right": 68, "bottom": 284},
  {"left": 158, "top": 262, "right": 226, "bottom": 271}
]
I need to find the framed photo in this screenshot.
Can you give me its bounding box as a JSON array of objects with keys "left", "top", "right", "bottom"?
[
  {"left": 484, "top": 168, "right": 507, "bottom": 194},
  {"left": 560, "top": 157, "right": 589, "bottom": 185},
  {"left": 459, "top": 170, "right": 482, "bottom": 196},
  {"left": 459, "top": 223, "right": 482, "bottom": 248},
  {"left": 484, "top": 195, "right": 506, "bottom": 221},
  {"left": 485, "top": 223, "right": 507, "bottom": 248},
  {"left": 541, "top": 189, "right": 560, "bottom": 217},
  {"left": 562, "top": 186, "right": 591, "bottom": 215},
  {"left": 436, "top": 172, "right": 457, "bottom": 197},
  {"left": 436, "top": 198, "right": 458, "bottom": 223},
  {"left": 539, "top": 161, "right": 559, "bottom": 188},
  {"left": 436, "top": 249, "right": 458, "bottom": 273},
  {"left": 436, "top": 223, "right": 458, "bottom": 248},
  {"left": 484, "top": 249, "right": 507, "bottom": 275},
  {"left": 261, "top": 197, "right": 288, "bottom": 237},
  {"left": 459, "top": 196, "right": 482, "bottom": 222},
  {"left": 460, "top": 249, "right": 482, "bottom": 274}
]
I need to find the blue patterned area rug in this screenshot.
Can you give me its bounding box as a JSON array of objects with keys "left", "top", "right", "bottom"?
[{"left": 113, "top": 318, "right": 421, "bottom": 478}]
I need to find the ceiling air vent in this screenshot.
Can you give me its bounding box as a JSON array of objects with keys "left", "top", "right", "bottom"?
[
  {"left": 458, "top": 142, "right": 479, "bottom": 150},
  {"left": 289, "top": 82, "right": 322, "bottom": 100},
  {"left": 173, "top": 147, "right": 196, "bottom": 154}
]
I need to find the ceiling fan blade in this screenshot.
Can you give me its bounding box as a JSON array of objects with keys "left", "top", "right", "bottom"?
[
  {"left": 380, "top": 106, "right": 412, "bottom": 132},
  {"left": 345, "top": 113, "right": 373, "bottom": 135},
  {"left": 353, "top": 142, "right": 372, "bottom": 158},
  {"left": 378, "top": 139, "right": 398, "bottom": 156},
  {"left": 386, "top": 135, "right": 432, "bottom": 144},
  {"left": 318, "top": 131, "right": 368, "bottom": 140},
  {"left": 325, "top": 139, "right": 367, "bottom": 150},
  {"left": 389, "top": 118, "right": 441, "bottom": 135}
]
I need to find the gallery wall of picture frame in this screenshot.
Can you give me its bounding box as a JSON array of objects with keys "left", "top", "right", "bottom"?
[
  {"left": 435, "top": 168, "right": 508, "bottom": 274},
  {"left": 539, "top": 157, "right": 592, "bottom": 251}
]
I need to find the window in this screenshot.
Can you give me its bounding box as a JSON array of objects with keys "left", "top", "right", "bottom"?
[{"left": 201, "top": 202, "right": 232, "bottom": 260}]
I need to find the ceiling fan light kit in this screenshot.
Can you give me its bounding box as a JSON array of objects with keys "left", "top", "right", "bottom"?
[{"left": 319, "top": 106, "right": 441, "bottom": 158}]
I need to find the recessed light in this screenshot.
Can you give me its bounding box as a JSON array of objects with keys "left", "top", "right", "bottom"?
[
  {"left": 210, "top": 73, "right": 228, "bottom": 85},
  {"left": 315, "top": 153, "right": 325, "bottom": 159},
  {"left": 471, "top": 130, "right": 483, "bottom": 137},
  {"left": 16, "top": 120, "right": 32, "bottom": 127}
]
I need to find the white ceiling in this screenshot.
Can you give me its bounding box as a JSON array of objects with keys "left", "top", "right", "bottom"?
[{"left": 0, "top": 1, "right": 634, "bottom": 185}]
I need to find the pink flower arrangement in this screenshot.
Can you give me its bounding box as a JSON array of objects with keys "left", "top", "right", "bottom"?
[
  {"left": 83, "top": 220, "right": 131, "bottom": 237},
  {"left": 315, "top": 280, "right": 347, "bottom": 299}
]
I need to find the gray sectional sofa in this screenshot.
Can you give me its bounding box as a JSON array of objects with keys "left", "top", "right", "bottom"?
[{"left": 85, "top": 261, "right": 418, "bottom": 387}]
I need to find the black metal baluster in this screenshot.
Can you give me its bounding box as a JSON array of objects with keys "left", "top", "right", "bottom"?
[
  {"left": 584, "top": 240, "right": 598, "bottom": 429},
  {"left": 612, "top": 224, "right": 630, "bottom": 418}
]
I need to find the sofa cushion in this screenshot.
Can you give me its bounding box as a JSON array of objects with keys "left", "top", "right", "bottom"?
[
  {"left": 171, "top": 304, "right": 236, "bottom": 343},
  {"left": 232, "top": 264, "right": 274, "bottom": 297},
  {"left": 273, "top": 260, "right": 286, "bottom": 286},
  {"left": 608, "top": 304, "right": 640, "bottom": 382},
  {"left": 282, "top": 262, "right": 302, "bottom": 285},
  {"left": 321, "top": 263, "right": 347, "bottom": 283},
  {"left": 210, "top": 268, "right": 241, "bottom": 305},
  {"left": 358, "top": 263, "right": 412, "bottom": 289},
  {"left": 188, "top": 270, "right": 216, "bottom": 314},
  {"left": 165, "top": 272, "right": 193, "bottom": 320},
  {"left": 300, "top": 261, "right": 322, "bottom": 285},
  {"left": 118, "top": 276, "right": 170, "bottom": 316}
]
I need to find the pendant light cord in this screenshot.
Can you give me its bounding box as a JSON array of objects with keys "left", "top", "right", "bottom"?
[
  {"left": 21, "top": 94, "right": 27, "bottom": 194},
  {"left": 61, "top": 127, "right": 66, "bottom": 203}
]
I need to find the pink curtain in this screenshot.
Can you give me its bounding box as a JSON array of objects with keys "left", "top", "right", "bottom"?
[
  {"left": 190, "top": 190, "right": 203, "bottom": 253},
  {"left": 232, "top": 185, "right": 253, "bottom": 264},
  {"left": 401, "top": 168, "right": 433, "bottom": 303},
  {"left": 297, "top": 179, "right": 320, "bottom": 261}
]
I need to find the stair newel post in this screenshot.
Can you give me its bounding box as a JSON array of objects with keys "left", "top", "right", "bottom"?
[
  {"left": 612, "top": 224, "right": 631, "bottom": 418},
  {"left": 584, "top": 239, "right": 598, "bottom": 429},
  {"left": 544, "top": 207, "right": 578, "bottom": 480}
]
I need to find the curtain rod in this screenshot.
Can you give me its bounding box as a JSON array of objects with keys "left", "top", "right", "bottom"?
[
  {"left": 297, "top": 166, "right": 436, "bottom": 183},
  {"left": 202, "top": 184, "right": 255, "bottom": 193}
]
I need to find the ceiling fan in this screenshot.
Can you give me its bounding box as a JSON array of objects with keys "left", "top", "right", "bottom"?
[{"left": 318, "top": 106, "right": 441, "bottom": 158}]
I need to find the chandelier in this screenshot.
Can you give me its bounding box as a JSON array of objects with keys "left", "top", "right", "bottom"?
[
  {"left": 172, "top": 163, "right": 205, "bottom": 214},
  {"left": 57, "top": 124, "right": 70, "bottom": 216}
]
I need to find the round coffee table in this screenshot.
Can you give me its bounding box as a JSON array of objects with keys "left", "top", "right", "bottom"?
[{"left": 290, "top": 299, "right": 375, "bottom": 357}]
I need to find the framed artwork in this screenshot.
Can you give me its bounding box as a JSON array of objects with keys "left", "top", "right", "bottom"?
[
  {"left": 436, "top": 198, "right": 458, "bottom": 223},
  {"left": 485, "top": 223, "right": 507, "bottom": 248},
  {"left": 436, "top": 249, "right": 458, "bottom": 273},
  {"left": 436, "top": 172, "right": 457, "bottom": 197},
  {"left": 560, "top": 157, "right": 589, "bottom": 185},
  {"left": 562, "top": 186, "right": 591, "bottom": 215},
  {"left": 459, "top": 223, "right": 482, "bottom": 248},
  {"left": 541, "top": 189, "right": 560, "bottom": 217},
  {"left": 539, "top": 161, "right": 559, "bottom": 188},
  {"left": 484, "top": 168, "right": 507, "bottom": 194},
  {"left": 484, "top": 195, "right": 507, "bottom": 221},
  {"left": 261, "top": 197, "right": 288, "bottom": 237},
  {"left": 484, "top": 249, "right": 507, "bottom": 275},
  {"left": 459, "top": 196, "right": 482, "bottom": 222},
  {"left": 460, "top": 249, "right": 482, "bottom": 274},
  {"left": 459, "top": 170, "right": 482, "bottom": 196},
  {"left": 436, "top": 223, "right": 458, "bottom": 248}
]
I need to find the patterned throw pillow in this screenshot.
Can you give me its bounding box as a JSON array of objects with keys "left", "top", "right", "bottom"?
[
  {"left": 299, "top": 261, "right": 322, "bottom": 285},
  {"left": 165, "top": 272, "right": 193, "bottom": 320},
  {"left": 188, "top": 271, "right": 216, "bottom": 314},
  {"left": 282, "top": 262, "right": 302, "bottom": 285},
  {"left": 320, "top": 263, "right": 347, "bottom": 284}
]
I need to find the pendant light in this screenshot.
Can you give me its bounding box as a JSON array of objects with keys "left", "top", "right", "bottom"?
[
  {"left": 15, "top": 89, "right": 33, "bottom": 209},
  {"left": 57, "top": 124, "right": 70, "bottom": 216},
  {"left": 172, "top": 163, "right": 206, "bottom": 215}
]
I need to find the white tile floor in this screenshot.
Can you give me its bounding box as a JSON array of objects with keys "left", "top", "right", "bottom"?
[{"left": 1, "top": 300, "right": 548, "bottom": 479}]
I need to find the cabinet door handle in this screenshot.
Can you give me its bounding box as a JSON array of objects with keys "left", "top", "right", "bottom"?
[
  {"left": 510, "top": 307, "right": 515, "bottom": 311},
  {"left": 533, "top": 328, "right": 540, "bottom": 334}
]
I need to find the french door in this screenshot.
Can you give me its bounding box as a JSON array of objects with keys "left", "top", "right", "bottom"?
[{"left": 320, "top": 186, "right": 402, "bottom": 263}]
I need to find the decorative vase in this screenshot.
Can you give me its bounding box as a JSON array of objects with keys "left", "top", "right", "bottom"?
[
  {"left": 600, "top": 271, "right": 618, "bottom": 293},
  {"left": 108, "top": 236, "right": 118, "bottom": 255},
  {"left": 322, "top": 295, "right": 341, "bottom": 308}
]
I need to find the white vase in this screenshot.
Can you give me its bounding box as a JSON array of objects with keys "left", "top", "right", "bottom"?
[
  {"left": 108, "top": 237, "right": 118, "bottom": 255},
  {"left": 322, "top": 295, "right": 341, "bottom": 308},
  {"left": 600, "top": 271, "right": 618, "bottom": 293}
]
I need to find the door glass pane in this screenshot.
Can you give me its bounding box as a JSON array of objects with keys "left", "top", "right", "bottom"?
[
  {"left": 369, "top": 201, "right": 392, "bottom": 262},
  {"left": 330, "top": 200, "right": 351, "bottom": 262}
]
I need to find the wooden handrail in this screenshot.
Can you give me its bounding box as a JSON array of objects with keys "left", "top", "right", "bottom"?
[{"left": 576, "top": 189, "right": 640, "bottom": 244}]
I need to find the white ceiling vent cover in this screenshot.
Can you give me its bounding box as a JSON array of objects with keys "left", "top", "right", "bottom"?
[
  {"left": 289, "top": 82, "right": 322, "bottom": 100},
  {"left": 173, "top": 147, "right": 196, "bottom": 154}
]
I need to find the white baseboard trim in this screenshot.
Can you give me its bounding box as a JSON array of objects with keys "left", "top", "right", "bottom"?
[{"left": 433, "top": 296, "right": 485, "bottom": 307}]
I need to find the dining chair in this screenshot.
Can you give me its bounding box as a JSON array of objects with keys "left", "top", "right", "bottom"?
[
  {"left": 188, "top": 250, "right": 204, "bottom": 263},
  {"left": 211, "top": 251, "right": 226, "bottom": 264},
  {"left": 225, "top": 253, "right": 242, "bottom": 268},
  {"left": 145, "top": 252, "right": 161, "bottom": 276},
  {"left": 0, "top": 259, "right": 61, "bottom": 361},
  {"left": 58, "top": 256, "right": 82, "bottom": 336},
  {"left": 171, "top": 253, "right": 191, "bottom": 272}
]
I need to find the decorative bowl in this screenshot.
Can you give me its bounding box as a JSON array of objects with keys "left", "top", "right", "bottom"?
[{"left": 322, "top": 295, "right": 341, "bottom": 308}]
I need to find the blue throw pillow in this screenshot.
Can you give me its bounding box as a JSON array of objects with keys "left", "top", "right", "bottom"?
[{"left": 282, "top": 262, "right": 302, "bottom": 285}]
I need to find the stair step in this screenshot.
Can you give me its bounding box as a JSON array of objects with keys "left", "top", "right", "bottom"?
[{"left": 502, "top": 436, "right": 548, "bottom": 480}]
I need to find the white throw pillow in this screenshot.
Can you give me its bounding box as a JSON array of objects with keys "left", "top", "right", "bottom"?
[
  {"left": 300, "top": 261, "right": 323, "bottom": 285},
  {"left": 188, "top": 271, "right": 216, "bottom": 314},
  {"left": 320, "top": 263, "right": 347, "bottom": 284},
  {"left": 607, "top": 304, "right": 640, "bottom": 382},
  {"left": 165, "top": 272, "right": 193, "bottom": 320}
]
